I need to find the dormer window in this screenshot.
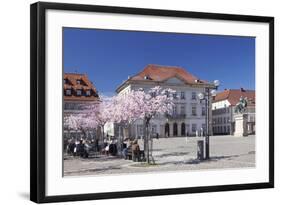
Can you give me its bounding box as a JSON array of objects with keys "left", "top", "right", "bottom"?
[
  {"left": 144, "top": 75, "right": 152, "bottom": 80},
  {"left": 77, "top": 79, "right": 81, "bottom": 84},
  {"left": 86, "top": 90, "right": 91, "bottom": 96},
  {"left": 76, "top": 90, "right": 82, "bottom": 96},
  {"left": 66, "top": 89, "right": 71, "bottom": 96}
]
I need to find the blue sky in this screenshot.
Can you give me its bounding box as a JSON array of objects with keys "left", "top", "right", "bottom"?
[{"left": 63, "top": 28, "right": 255, "bottom": 95}]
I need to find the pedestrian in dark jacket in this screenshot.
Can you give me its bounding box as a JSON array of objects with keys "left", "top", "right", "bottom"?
[{"left": 132, "top": 139, "right": 140, "bottom": 162}]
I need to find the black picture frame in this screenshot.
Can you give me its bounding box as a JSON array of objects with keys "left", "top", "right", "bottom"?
[{"left": 30, "top": 1, "right": 274, "bottom": 203}]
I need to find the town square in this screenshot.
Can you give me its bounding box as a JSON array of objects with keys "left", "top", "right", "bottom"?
[
  {"left": 64, "top": 135, "right": 255, "bottom": 176},
  {"left": 63, "top": 28, "right": 255, "bottom": 177}
]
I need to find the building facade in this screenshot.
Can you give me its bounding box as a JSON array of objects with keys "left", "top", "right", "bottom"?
[
  {"left": 212, "top": 88, "right": 255, "bottom": 135},
  {"left": 111, "top": 64, "right": 215, "bottom": 138},
  {"left": 63, "top": 73, "right": 100, "bottom": 139}
]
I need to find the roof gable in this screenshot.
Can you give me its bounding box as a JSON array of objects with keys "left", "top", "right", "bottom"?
[
  {"left": 130, "top": 64, "right": 207, "bottom": 84},
  {"left": 163, "top": 76, "right": 186, "bottom": 84},
  {"left": 214, "top": 89, "right": 255, "bottom": 106},
  {"left": 64, "top": 73, "right": 99, "bottom": 101}
]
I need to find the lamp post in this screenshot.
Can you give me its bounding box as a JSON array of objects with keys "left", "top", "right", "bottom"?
[{"left": 198, "top": 80, "right": 220, "bottom": 160}]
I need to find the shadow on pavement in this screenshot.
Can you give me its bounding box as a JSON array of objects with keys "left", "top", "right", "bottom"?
[
  {"left": 157, "top": 154, "right": 241, "bottom": 166},
  {"left": 156, "top": 151, "right": 190, "bottom": 158},
  {"left": 65, "top": 165, "right": 122, "bottom": 175}
]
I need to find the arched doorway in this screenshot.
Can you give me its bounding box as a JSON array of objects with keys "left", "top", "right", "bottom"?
[
  {"left": 165, "top": 123, "right": 170, "bottom": 137},
  {"left": 173, "top": 123, "right": 178, "bottom": 136},
  {"left": 181, "top": 123, "right": 185, "bottom": 136}
]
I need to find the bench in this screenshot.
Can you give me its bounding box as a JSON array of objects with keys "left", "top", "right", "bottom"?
[{"left": 125, "top": 149, "right": 145, "bottom": 162}]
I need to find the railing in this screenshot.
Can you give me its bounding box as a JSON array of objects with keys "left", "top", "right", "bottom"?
[{"left": 166, "top": 114, "right": 186, "bottom": 119}]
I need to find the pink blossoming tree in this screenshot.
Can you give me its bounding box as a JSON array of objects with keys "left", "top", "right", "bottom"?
[{"left": 64, "top": 86, "right": 174, "bottom": 163}]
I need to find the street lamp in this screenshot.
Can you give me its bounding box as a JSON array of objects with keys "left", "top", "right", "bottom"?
[{"left": 198, "top": 80, "right": 220, "bottom": 160}]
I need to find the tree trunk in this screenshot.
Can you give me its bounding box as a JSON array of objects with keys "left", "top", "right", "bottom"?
[
  {"left": 144, "top": 117, "right": 152, "bottom": 164},
  {"left": 118, "top": 125, "right": 123, "bottom": 156},
  {"left": 101, "top": 125, "right": 105, "bottom": 142},
  {"left": 146, "top": 123, "right": 150, "bottom": 163}
]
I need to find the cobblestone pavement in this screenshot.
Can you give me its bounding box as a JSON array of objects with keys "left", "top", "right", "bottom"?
[{"left": 64, "top": 135, "right": 255, "bottom": 176}]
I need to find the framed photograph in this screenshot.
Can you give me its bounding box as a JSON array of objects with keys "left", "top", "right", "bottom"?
[{"left": 30, "top": 2, "right": 274, "bottom": 203}]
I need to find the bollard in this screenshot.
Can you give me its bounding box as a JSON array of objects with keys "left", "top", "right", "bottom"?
[{"left": 197, "top": 140, "right": 204, "bottom": 160}]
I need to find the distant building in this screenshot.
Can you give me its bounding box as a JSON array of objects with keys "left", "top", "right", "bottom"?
[
  {"left": 63, "top": 73, "right": 100, "bottom": 139},
  {"left": 111, "top": 64, "right": 215, "bottom": 138},
  {"left": 212, "top": 88, "right": 255, "bottom": 135}
]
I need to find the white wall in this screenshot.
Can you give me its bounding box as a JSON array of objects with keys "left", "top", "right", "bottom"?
[
  {"left": 212, "top": 100, "right": 231, "bottom": 109},
  {"left": 0, "top": 0, "right": 280, "bottom": 205}
]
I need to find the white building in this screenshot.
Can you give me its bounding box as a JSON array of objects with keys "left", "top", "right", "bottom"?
[
  {"left": 212, "top": 88, "right": 255, "bottom": 135},
  {"left": 108, "top": 64, "right": 215, "bottom": 138}
]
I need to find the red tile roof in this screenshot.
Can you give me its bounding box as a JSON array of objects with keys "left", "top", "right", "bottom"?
[
  {"left": 130, "top": 64, "right": 207, "bottom": 84},
  {"left": 64, "top": 73, "right": 99, "bottom": 101},
  {"left": 214, "top": 89, "right": 255, "bottom": 106}
]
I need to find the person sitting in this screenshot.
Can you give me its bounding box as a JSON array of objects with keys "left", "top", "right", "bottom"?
[
  {"left": 109, "top": 141, "right": 117, "bottom": 156},
  {"left": 131, "top": 139, "right": 140, "bottom": 162},
  {"left": 105, "top": 144, "right": 110, "bottom": 156},
  {"left": 76, "top": 140, "right": 88, "bottom": 158},
  {"left": 122, "top": 139, "right": 132, "bottom": 159},
  {"left": 67, "top": 139, "right": 76, "bottom": 155},
  {"left": 101, "top": 139, "right": 108, "bottom": 155}
]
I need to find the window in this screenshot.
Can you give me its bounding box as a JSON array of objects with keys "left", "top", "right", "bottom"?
[
  {"left": 173, "top": 92, "right": 178, "bottom": 99},
  {"left": 76, "top": 90, "right": 82, "bottom": 96},
  {"left": 180, "top": 105, "right": 185, "bottom": 115},
  {"left": 191, "top": 92, "right": 196, "bottom": 100},
  {"left": 202, "top": 123, "right": 206, "bottom": 132},
  {"left": 180, "top": 91, "right": 185, "bottom": 99},
  {"left": 250, "top": 116, "right": 254, "bottom": 122},
  {"left": 65, "top": 103, "right": 75, "bottom": 110},
  {"left": 137, "top": 125, "right": 144, "bottom": 136},
  {"left": 77, "top": 79, "right": 81, "bottom": 84},
  {"left": 192, "top": 106, "right": 197, "bottom": 116},
  {"left": 66, "top": 89, "right": 71, "bottom": 96},
  {"left": 192, "top": 124, "right": 197, "bottom": 132},
  {"left": 151, "top": 124, "right": 157, "bottom": 134},
  {"left": 172, "top": 106, "right": 177, "bottom": 115},
  {"left": 150, "top": 92, "right": 156, "bottom": 97},
  {"left": 202, "top": 106, "right": 206, "bottom": 116},
  {"left": 86, "top": 90, "right": 91, "bottom": 96}
]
